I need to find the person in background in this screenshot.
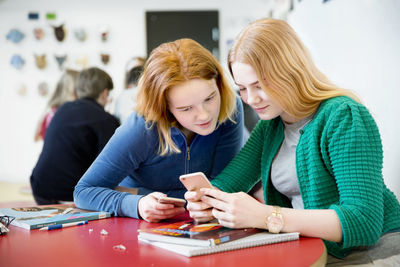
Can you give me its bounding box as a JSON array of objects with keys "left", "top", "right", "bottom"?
[
  {"left": 185, "top": 18, "right": 400, "bottom": 264},
  {"left": 124, "top": 56, "right": 146, "bottom": 87},
  {"left": 30, "top": 67, "right": 120, "bottom": 205},
  {"left": 74, "top": 38, "right": 244, "bottom": 222},
  {"left": 34, "top": 69, "right": 79, "bottom": 142},
  {"left": 114, "top": 65, "right": 144, "bottom": 124}
]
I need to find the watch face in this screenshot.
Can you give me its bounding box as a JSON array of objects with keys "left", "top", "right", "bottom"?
[{"left": 267, "top": 216, "right": 283, "bottom": 233}]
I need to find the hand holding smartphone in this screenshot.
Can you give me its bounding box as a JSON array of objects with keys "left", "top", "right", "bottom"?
[
  {"left": 180, "top": 172, "right": 214, "bottom": 222},
  {"left": 179, "top": 172, "right": 213, "bottom": 192},
  {"left": 157, "top": 196, "right": 186, "bottom": 207}
]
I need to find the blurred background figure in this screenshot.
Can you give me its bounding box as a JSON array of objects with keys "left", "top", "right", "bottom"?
[
  {"left": 124, "top": 56, "right": 146, "bottom": 88},
  {"left": 114, "top": 64, "right": 144, "bottom": 124},
  {"left": 34, "top": 69, "right": 79, "bottom": 142},
  {"left": 30, "top": 67, "right": 120, "bottom": 205}
]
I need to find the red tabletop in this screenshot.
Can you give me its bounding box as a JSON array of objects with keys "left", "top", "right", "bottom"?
[{"left": 0, "top": 212, "right": 326, "bottom": 267}]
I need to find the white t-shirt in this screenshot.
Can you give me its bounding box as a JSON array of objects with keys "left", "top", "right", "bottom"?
[{"left": 271, "top": 116, "right": 312, "bottom": 209}]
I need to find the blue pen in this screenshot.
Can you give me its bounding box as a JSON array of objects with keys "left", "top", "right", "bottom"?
[{"left": 39, "top": 220, "right": 88, "bottom": 231}]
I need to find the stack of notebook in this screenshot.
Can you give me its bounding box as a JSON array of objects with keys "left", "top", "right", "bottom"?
[{"left": 138, "top": 220, "right": 299, "bottom": 257}]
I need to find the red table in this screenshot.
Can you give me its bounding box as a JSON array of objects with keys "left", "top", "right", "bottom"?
[{"left": 0, "top": 212, "right": 326, "bottom": 267}]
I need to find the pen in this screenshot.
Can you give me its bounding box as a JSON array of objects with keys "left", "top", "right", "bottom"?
[{"left": 39, "top": 220, "right": 88, "bottom": 231}]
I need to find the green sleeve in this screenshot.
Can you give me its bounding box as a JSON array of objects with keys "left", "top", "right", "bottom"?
[
  {"left": 211, "top": 120, "right": 268, "bottom": 193},
  {"left": 322, "top": 101, "right": 384, "bottom": 253}
]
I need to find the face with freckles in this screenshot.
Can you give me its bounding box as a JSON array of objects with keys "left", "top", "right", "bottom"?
[
  {"left": 231, "top": 62, "right": 295, "bottom": 123},
  {"left": 167, "top": 78, "right": 221, "bottom": 137}
]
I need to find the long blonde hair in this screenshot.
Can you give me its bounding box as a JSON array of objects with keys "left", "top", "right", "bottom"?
[
  {"left": 136, "top": 38, "right": 237, "bottom": 155},
  {"left": 48, "top": 69, "right": 79, "bottom": 108},
  {"left": 228, "top": 18, "right": 359, "bottom": 119}
]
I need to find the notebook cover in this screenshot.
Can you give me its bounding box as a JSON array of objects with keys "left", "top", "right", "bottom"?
[
  {"left": 138, "top": 220, "right": 262, "bottom": 247},
  {"left": 0, "top": 204, "right": 110, "bottom": 230}
]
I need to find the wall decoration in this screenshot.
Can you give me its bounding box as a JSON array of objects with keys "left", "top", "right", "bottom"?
[
  {"left": 76, "top": 55, "right": 89, "bottom": 68},
  {"left": 33, "top": 27, "right": 45, "bottom": 40},
  {"left": 74, "top": 28, "right": 87, "bottom": 42},
  {"left": 34, "top": 54, "right": 47, "bottom": 69},
  {"left": 6, "top": 29, "right": 25, "bottom": 43},
  {"left": 55, "top": 55, "right": 67, "bottom": 69},
  {"left": 99, "top": 27, "right": 109, "bottom": 42},
  {"left": 101, "top": 53, "right": 110, "bottom": 65},
  {"left": 10, "top": 54, "right": 25, "bottom": 70},
  {"left": 38, "top": 82, "right": 49, "bottom": 97},
  {"left": 46, "top": 12, "right": 56, "bottom": 20},
  {"left": 28, "top": 12, "right": 39, "bottom": 20},
  {"left": 52, "top": 24, "right": 66, "bottom": 42},
  {"left": 17, "top": 84, "right": 28, "bottom": 97}
]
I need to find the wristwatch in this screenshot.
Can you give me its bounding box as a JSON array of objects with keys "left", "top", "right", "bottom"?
[{"left": 266, "top": 206, "right": 284, "bottom": 234}]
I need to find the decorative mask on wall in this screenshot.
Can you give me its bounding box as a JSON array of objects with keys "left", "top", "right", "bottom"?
[
  {"left": 99, "top": 27, "right": 109, "bottom": 42},
  {"left": 10, "top": 54, "right": 25, "bottom": 70},
  {"left": 34, "top": 54, "right": 47, "bottom": 69},
  {"left": 101, "top": 54, "right": 110, "bottom": 65},
  {"left": 33, "top": 28, "right": 45, "bottom": 40},
  {"left": 52, "top": 24, "right": 66, "bottom": 42},
  {"left": 76, "top": 55, "right": 89, "bottom": 68},
  {"left": 55, "top": 55, "right": 67, "bottom": 69},
  {"left": 6, "top": 29, "right": 25, "bottom": 43},
  {"left": 17, "top": 83, "right": 28, "bottom": 97},
  {"left": 38, "top": 82, "right": 49, "bottom": 97},
  {"left": 74, "top": 28, "right": 87, "bottom": 42}
]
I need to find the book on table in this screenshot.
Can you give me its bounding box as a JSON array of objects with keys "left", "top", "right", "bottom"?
[
  {"left": 138, "top": 220, "right": 299, "bottom": 257},
  {"left": 0, "top": 203, "right": 110, "bottom": 230}
]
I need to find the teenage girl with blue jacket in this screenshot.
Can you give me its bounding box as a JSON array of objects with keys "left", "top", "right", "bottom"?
[{"left": 74, "top": 39, "right": 244, "bottom": 222}]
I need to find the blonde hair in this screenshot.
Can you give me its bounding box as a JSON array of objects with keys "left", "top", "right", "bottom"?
[
  {"left": 48, "top": 69, "right": 79, "bottom": 108},
  {"left": 136, "top": 38, "right": 237, "bottom": 155},
  {"left": 228, "top": 18, "right": 359, "bottom": 119}
]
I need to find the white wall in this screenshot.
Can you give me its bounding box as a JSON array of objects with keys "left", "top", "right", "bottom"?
[
  {"left": 0, "top": 0, "right": 271, "bottom": 182},
  {"left": 288, "top": 0, "right": 400, "bottom": 199}
]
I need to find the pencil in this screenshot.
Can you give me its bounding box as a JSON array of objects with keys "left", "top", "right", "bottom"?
[{"left": 39, "top": 220, "right": 88, "bottom": 231}]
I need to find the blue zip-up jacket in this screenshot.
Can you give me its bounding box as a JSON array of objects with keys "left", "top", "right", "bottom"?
[{"left": 74, "top": 97, "right": 244, "bottom": 219}]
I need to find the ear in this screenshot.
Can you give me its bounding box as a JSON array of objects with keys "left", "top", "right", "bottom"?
[
  {"left": 101, "top": 89, "right": 109, "bottom": 101},
  {"left": 101, "top": 89, "right": 109, "bottom": 97},
  {"left": 97, "top": 89, "right": 109, "bottom": 107}
]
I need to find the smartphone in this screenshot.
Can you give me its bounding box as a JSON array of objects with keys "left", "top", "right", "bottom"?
[
  {"left": 158, "top": 196, "right": 186, "bottom": 207},
  {"left": 179, "top": 172, "right": 213, "bottom": 192}
]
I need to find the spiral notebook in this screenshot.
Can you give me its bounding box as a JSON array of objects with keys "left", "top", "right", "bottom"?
[
  {"left": 139, "top": 231, "right": 299, "bottom": 257},
  {"left": 138, "top": 220, "right": 299, "bottom": 257}
]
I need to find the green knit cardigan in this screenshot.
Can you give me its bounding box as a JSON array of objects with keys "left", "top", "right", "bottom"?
[{"left": 212, "top": 96, "right": 400, "bottom": 258}]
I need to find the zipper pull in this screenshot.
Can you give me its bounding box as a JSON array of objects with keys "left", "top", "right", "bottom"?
[{"left": 187, "top": 146, "right": 190, "bottom": 161}]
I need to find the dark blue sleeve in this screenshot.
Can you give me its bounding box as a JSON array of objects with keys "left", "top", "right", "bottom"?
[{"left": 73, "top": 114, "right": 152, "bottom": 219}]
